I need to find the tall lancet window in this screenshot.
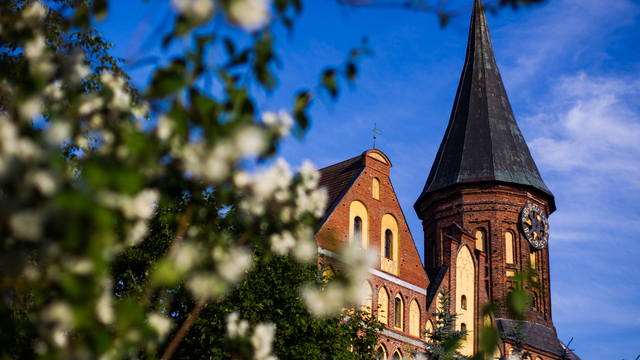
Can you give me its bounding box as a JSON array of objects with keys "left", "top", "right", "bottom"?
[
  {"left": 354, "top": 216, "right": 362, "bottom": 247},
  {"left": 385, "top": 229, "right": 392, "bottom": 259}
]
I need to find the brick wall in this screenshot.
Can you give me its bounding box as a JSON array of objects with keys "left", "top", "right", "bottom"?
[
  {"left": 416, "top": 183, "right": 555, "bottom": 332},
  {"left": 315, "top": 150, "right": 431, "bottom": 354}
]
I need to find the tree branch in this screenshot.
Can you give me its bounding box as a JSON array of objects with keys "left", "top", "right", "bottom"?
[{"left": 161, "top": 295, "right": 209, "bottom": 360}]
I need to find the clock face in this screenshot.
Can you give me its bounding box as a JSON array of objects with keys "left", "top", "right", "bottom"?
[{"left": 520, "top": 202, "right": 549, "bottom": 250}]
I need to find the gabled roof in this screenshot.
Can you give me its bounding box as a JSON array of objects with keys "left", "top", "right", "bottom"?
[
  {"left": 415, "top": 0, "right": 555, "bottom": 213},
  {"left": 315, "top": 154, "right": 365, "bottom": 231}
]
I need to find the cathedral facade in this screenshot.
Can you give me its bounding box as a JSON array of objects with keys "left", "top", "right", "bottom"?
[{"left": 312, "top": 0, "right": 580, "bottom": 359}]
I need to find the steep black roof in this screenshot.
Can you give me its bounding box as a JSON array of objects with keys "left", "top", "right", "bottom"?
[{"left": 415, "top": 0, "right": 554, "bottom": 212}]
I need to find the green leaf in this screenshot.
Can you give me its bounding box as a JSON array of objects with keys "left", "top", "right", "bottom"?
[
  {"left": 320, "top": 68, "right": 338, "bottom": 99},
  {"left": 147, "top": 59, "right": 187, "bottom": 98}
]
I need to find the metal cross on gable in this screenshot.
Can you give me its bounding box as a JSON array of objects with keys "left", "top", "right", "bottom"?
[{"left": 373, "top": 123, "right": 381, "bottom": 149}]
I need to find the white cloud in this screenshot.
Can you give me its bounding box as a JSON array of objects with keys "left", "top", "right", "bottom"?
[{"left": 528, "top": 72, "right": 640, "bottom": 189}]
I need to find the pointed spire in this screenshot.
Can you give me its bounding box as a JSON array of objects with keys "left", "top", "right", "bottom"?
[{"left": 415, "top": 0, "right": 555, "bottom": 212}]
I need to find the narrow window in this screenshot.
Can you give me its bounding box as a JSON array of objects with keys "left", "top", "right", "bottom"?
[
  {"left": 394, "top": 295, "right": 403, "bottom": 329},
  {"left": 461, "top": 323, "right": 467, "bottom": 340},
  {"left": 372, "top": 178, "right": 381, "bottom": 200},
  {"left": 392, "top": 350, "right": 402, "bottom": 360},
  {"left": 385, "top": 229, "right": 392, "bottom": 259},
  {"left": 475, "top": 228, "right": 486, "bottom": 252},
  {"left": 532, "top": 292, "right": 539, "bottom": 311},
  {"left": 409, "top": 300, "right": 420, "bottom": 337},
  {"left": 376, "top": 346, "right": 387, "bottom": 360},
  {"left": 354, "top": 216, "right": 362, "bottom": 247},
  {"left": 505, "top": 232, "right": 515, "bottom": 264},
  {"left": 530, "top": 249, "right": 537, "bottom": 269},
  {"left": 461, "top": 295, "right": 467, "bottom": 310},
  {"left": 377, "top": 288, "right": 389, "bottom": 325}
]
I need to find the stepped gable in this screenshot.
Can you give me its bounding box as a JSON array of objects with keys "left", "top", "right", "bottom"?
[{"left": 415, "top": 0, "right": 555, "bottom": 213}]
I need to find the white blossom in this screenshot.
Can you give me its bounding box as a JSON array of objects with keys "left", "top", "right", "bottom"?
[
  {"left": 132, "top": 102, "right": 149, "bottom": 120},
  {"left": 252, "top": 158, "right": 292, "bottom": 199},
  {"left": 262, "top": 110, "right": 293, "bottom": 137},
  {"left": 148, "top": 313, "right": 172, "bottom": 340},
  {"left": 43, "top": 80, "right": 64, "bottom": 101},
  {"left": 101, "top": 72, "right": 130, "bottom": 111},
  {"left": 270, "top": 230, "right": 296, "bottom": 255},
  {"left": 25, "top": 35, "right": 46, "bottom": 61},
  {"left": 213, "top": 247, "right": 252, "bottom": 283},
  {"left": 226, "top": 311, "right": 249, "bottom": 339},
  {"left": 30, "top": 170, "right": 57, "bottom": 197},
  {"left": 19, "top": 96, "right": 41, "bottom": 120},
  {"left": 79, "top": 96, "right": 105, "bottom": 116},
  {"left": 96, "top": 292, "right": 114, "bottom": 324},
  {"left": 299, "top": 160, "right": 319, "bottom": 189},
  {"left": 157, "top": 116, "right": 173, "bottom": 141},
  {"left": 251, "top": 323, "right": 276, "bottom": 360},
  {"left": 172, "top": 0, "right": 215, "bottom": 21},
  {"left": 235, "top": 126, "right": 266, "bottom": 158},
  {"left": 187, "top": 272, "right": 228, "bottom": 298},
  {"left": 130, "top": 189, "right": 159, "bottom": 220},
  {"left": 292, "top": 227, "right": 316, "bottom": 262},
  {"left": 172, "top": 243, "right": 201, "bottom": 272},
  {"left": 203, "top": 142, "right": 233, "bottom": 183},
  {"left": 294, "top": 186, "right": 327, "bottom": 219},
  {"left": 227, "top": 0, "right": 271, "bottom": 30},
  {"left": 46, "top": 122, "right": 71, "bottom": 145},
  {"left": 52, "top": 331, "right": 69, "bottom": 348},
  {"left": 42, "top": 301, "right": 75, "bottom": 329},
  {"left": 69, "top": 257, "right": 95, "bottom": 275},
  {"left": 22, "top": 2, "right": 47, "bottom": 24},
  {"left": 126, "top": 220, "right": 149, "bottom": 246},
  {"left": 10, "top": 210, "right": 43, "bottom": 241},
  {"left": 67, "top": 52, "right": 90, "bottom": 84},
  {"left": 301, "top": 283, "right": 344, "bottom": 318}
]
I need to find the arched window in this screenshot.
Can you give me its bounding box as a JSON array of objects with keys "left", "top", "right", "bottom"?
[
  {"left": 461, "top": 323, "right": 467, "bottom": 340},
  {"left": 362, "top": 281, "right": 373, "bottom": 313},
  {"left": 456, "top": 246, "right": 475, "bottom": 357},
  {"left": 424, "top": 320, "right": 433, "bottom": 336},
  {"left": 392, "top": 350, "right": 402, "bottom": 360},
  {"left": 377, "top": 287, "right": 389, "bottom": 326},
  {"left": 532, "top": 291, "right": 539, "bottom": 311},
  {"left": 380, "top": 214, "right": 399, "bottom": 275},
  {"left": 354, "top": 217, "right": 362, "bottom": 247},
  {"left": 475, "top": 228, "right": 486, "bottom": 252},
  {"left": 376, "top": 345, "right": 387, "bottom": 360},
  {"left": 409, "top": 300, "right": 420, "bottom": 337},
  {"left": 373, "top": 178, "right": 381, "bottom": 200},
  {"left": 505, "top": 231, "right": 515, "bottom": 264},
  {"left": 385, "top": 229, "right": 392, "bottom": 259},
  {"left": 349, "top": 201, "right": 368, "bottom": 248},
  {"left": 461, "top": 295, "right": 467, "bottom": 310},
  {"left": 394, "top": 294, "right": 403, "bottom": 329}
]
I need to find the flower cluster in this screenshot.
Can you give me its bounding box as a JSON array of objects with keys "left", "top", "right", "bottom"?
[{"left": 0, "top": 1, "right": 374, "bottom": 359}]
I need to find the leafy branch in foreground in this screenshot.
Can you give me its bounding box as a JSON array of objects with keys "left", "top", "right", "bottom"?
[{"left": 0, "top": 0, "right": 376, "bottom": 359}]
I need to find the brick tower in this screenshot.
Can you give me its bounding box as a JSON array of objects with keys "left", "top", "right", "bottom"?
[{"left": 413, "top": 0, "right": 567, "bottom": 357}]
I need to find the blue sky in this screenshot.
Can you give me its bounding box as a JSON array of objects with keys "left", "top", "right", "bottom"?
[{"left": 98, "top": 0, "right": 640, "bottom": 358}]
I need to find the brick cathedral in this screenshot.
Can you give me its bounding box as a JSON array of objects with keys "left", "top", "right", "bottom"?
[{"left": 312, "top": 0, "right": 580, "bottom": 359}]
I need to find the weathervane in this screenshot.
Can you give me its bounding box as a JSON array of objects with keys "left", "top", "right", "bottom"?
[{"left": 373, "top": 123, "right": 381, "bottom": 149}]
